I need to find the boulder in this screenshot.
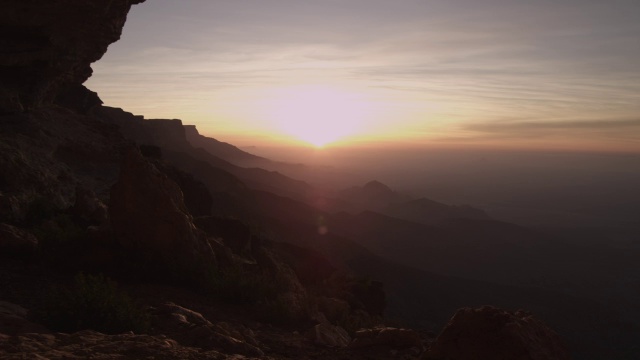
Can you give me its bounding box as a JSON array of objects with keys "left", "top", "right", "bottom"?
[
  {"left": 306, "top": 323, "right": 351, "bottom": 347},
  {"left": 55, "top": 85, "right": 103, "bottom": 114},
  {"left": 109, "top": 149, "right": 217, "bottom": 278},
  {"left": 351, "top": 327, "right": 422, "bottom": 350},
  {"left": 0, "top": 223, "right": 38, "bottom": 258},
  {"left": 159, "top": 166, "right": 213, "bottom": 218},
  {"left": 0, "top": 330, "right": 239, "bottom": 359},
  {"left": 423, "top": 306, "right": 571, "bottom": 360},
  {"left": 318, "top": 297, "right": 350, "bottom": 324},
  {"left": 151, "top": 302, "right": 263, "bottom": 357},
  {"left": 195, "top": 217, "right": 253, "bottom": 255},
  {"left": 0, "top": 301, "right": 49, "bottom": 335},
  {"left": 71, "top": 186, "right": 108, "bottom": 226}
]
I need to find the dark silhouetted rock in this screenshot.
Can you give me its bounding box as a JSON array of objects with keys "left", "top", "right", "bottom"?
[
  {"left": 109, "top": 149, "right": 216, "bottom": 278},
  {"left": 350, "top": 327, "right": 423, "bottom": 350},
  {"left": 0, "top": 223, "right": 38, "bottom": 258},
  {"left": 55, "top": 85, "right": 103, "bottom": 114},
  {"left": 306, "top": 323, "right": 351, "bottom": 347},
  {"left": 350, "top": 280, "right": 386, "bottom": 317},
  {"left": 0, "top": 0, "right": 145, "bottom": 112},
  {"left": 318, "top": 297, "right": 350, "bottom": 324},
  {"left": 195, "top": 217, "right": 253, "bottom": 255},
  {"left": 0, "top": 330, "right": 235, "bottom": 359},
  {"left": 157, "top": 165, "right": 213, "bottom": 218},
  {"left": 424, "top": 306, "right": 571, "bottom": 360},
  {"left": 0, "top": 301, "right": 49, "bottom": 335},
  {"left": 152, "top": 302, "right": 264, "bottom": 357},
  {"left": 72, "top": 186, "right": 108, "bottom": 226}
]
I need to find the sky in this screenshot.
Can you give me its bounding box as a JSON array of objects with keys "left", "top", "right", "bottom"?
[{"left": 86, "top": 0, "right": 640, "bottom": 152}]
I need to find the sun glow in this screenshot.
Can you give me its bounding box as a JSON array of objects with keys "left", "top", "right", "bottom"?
[{"left": 260, "top": 85, "right": 373, "bottom": 147}]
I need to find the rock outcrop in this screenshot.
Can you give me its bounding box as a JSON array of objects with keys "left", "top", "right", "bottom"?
[
  {"left": 0, "top": 0, "right": 145, "bottom": 112},
  {"left": 71, "top": 186, "right": 108, "bottom": 226},
  {"left": 306, "top": 323, "right": 351, "bottom": 347},
  {"left": 0, "top": 330, "right": 243, "bottom": 360},
  {"left": 109, "top": 148, "right": 217, "bottom": 278},
  {"left": 350, "top": 327, "right": 423, "bottom": 350},
  {"left": 0, "top": 223, "right": 38, "bottom": 258},
  {"left": 152, "top": 302, "right": 264, "bottom": 357},
  {"left": 0, "top": 301, "right": 49, "bottom": 335},
  {"left": 423, "top": 306, "right": 571, "bottom": 360}
]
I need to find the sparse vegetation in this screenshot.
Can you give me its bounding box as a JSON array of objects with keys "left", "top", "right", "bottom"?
[{"left": 37, "top": 273, "right": 150, "bottom": 334}]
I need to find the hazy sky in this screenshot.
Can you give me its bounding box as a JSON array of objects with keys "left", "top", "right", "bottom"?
[{"left": 87, "top": 0, "right": 640, "bottom": 151}]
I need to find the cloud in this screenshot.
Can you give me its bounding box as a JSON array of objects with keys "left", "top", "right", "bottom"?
[{"left": 460, "top": 118, "right": 640, "bottom": 142}]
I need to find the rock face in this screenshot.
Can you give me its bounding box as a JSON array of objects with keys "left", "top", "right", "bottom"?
[
  {"left": 424, "top": 306, "right": 571, "bottom": 360},
  {"left": 0, "top": 0, "right": 145, "bottom": 112},
  {"left": 0, "top": 330, "right": 241, "bottom": 360},
  {"left": 109, "top": 148, "right": 217, "bottom": 278},
  {"left": 306, "top": 323, "right": 351, "bottom": 348},
  {"left": 0, "top": 301, "right": 49, "bottom": 335},
  {"left": 0, "top": 223, "right": 38, "bottom": 258},
  {"left": 157, "top": 164, "right": 214, "bottom": 218},
  {"left": 71, "top": 186, "right": 108, "bottom": 226},
  {"left": 350, "top": 327, "right": 423, "bottom": 350},
  {"left": 152, "top": 302, "right": 264, "bottom": 357}
]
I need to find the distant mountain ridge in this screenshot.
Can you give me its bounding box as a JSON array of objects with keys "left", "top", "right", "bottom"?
[
  {"left": 184, "top": 125, "right": 269, "bottom": 166},
  {"left": 383, "top": 197, "right": 491, "bottom": 225},
  {"left": 94, "top": 106, "right": 313, "bottom": 201},
  {"left": 333, "top": 180, "right": 491, "bottom": 225}
]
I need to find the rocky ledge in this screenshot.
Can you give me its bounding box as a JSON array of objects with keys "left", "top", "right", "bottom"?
[{"left": 0, "top": 0, "right": 145, "bottom": 112}]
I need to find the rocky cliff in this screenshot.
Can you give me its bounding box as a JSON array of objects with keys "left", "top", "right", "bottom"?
[{"left": 0, "top": 0, "right": 145, "bottom": 113}]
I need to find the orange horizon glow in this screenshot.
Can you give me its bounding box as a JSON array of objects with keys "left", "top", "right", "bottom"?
[{"left": 86, "top": 1, "right": 640, "bottom": 155}]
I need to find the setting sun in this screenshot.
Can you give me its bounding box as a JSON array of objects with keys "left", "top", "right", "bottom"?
[{"left": 260, "top": 85, "right": 373, "bottom": 147}]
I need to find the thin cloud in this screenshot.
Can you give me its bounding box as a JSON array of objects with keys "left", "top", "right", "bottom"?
[{"left": 461, "top": 119, "right": 640, "bottom": 142}]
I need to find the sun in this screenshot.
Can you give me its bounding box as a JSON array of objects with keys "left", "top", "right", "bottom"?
[{"left": 261, "top": 85, "right": 372, "bottom": 147}]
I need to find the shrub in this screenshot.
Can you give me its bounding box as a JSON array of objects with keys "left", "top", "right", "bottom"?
[{"left": 37, "top": 273, "right": 150, "bottom": 334}]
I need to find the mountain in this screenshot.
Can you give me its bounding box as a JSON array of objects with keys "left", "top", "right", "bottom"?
[
  {"left": 94, "top": 106, "right": 313, "bottom": 201},
  {"left": 0, "top": 1, "right": 636, "bottom": 359},
  {"left": 243, "top": 190, "right": 631, "bottom": 359},
  {"left": 331, "top": 180, "right": 491, "bottom": 225},
  {"left": 382, "top": 197, "right": 491, "bottom": 225},
  {"left": 184, "top": 125, "right": 269, "bottom": 167},
  {"left": 337, "top": 180, "right": 404, "bottom": 210}
]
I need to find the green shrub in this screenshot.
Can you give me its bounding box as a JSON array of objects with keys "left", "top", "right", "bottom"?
[{"left": 37, "top": 273, "right": 150, "bottom": 334}]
